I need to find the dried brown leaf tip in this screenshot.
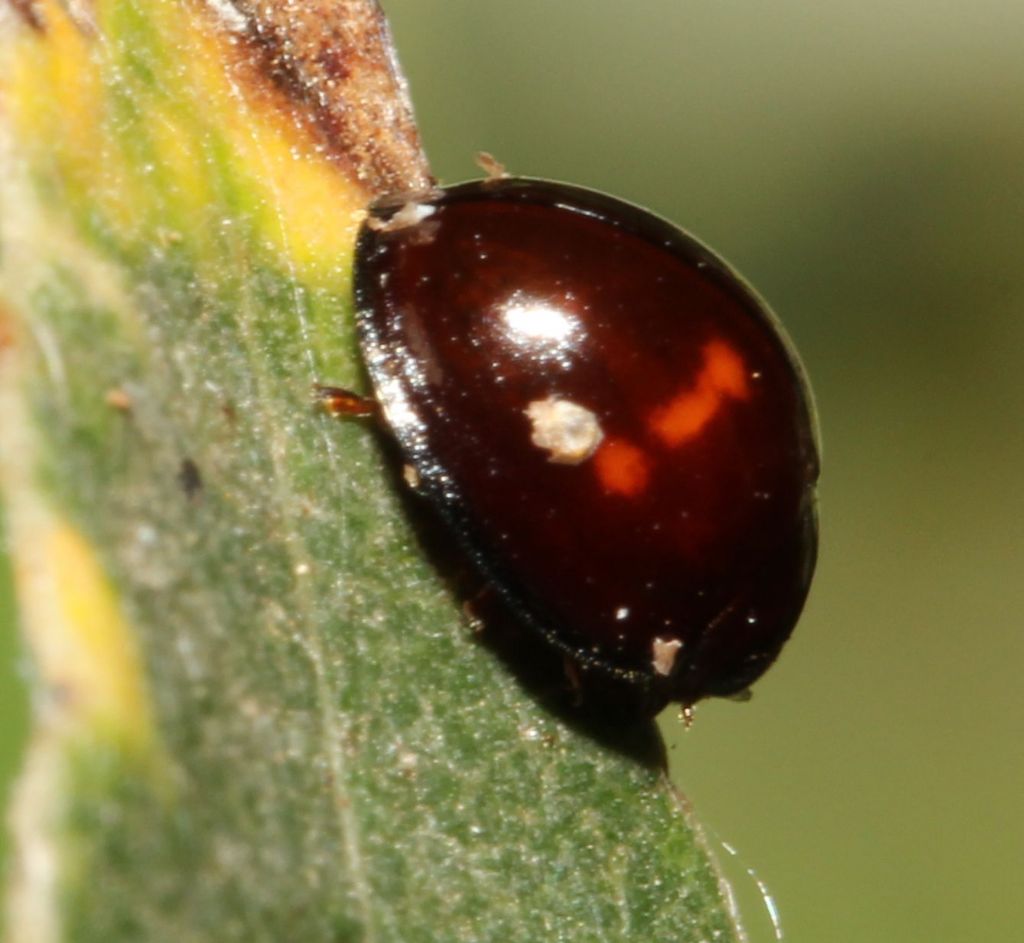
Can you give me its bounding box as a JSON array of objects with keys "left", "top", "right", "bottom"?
[
  {"left": 5, "top": 0, "right": 45, "bottom": 32},
  {"left": 206, "top": 0, "right": 433, "bottom": 197}
]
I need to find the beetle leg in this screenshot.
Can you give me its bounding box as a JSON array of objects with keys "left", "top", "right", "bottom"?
[{"left": 314, "top": 384, "right": 379, "bottom": 418}]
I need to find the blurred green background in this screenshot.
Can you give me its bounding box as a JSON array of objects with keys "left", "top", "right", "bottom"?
[
  {"left": 0, "top": 506, "right": 25, "bottom": 943},
  {"left": 2, "top": 0, "right": 1022, "bottom": 939}
]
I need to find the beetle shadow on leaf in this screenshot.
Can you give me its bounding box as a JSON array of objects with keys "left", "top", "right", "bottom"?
[{"left": 379, "top": 443, "right": 668, "bottom": 771}]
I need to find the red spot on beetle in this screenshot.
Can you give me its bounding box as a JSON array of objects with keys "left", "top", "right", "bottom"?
[
  {"left": 594, "top": 437, "right": 651, "bottom": 497},
  {"left": 649, "top": 341, "right": 750, "bottom": 448}
]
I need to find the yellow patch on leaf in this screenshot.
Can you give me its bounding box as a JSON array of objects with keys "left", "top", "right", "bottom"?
[
  {"left": 177, "top": 9, "right": 371, "bottom": 276},
  {"left": 4, "top": 0, "right": 370, "bottom": 283},
  {"left": 37, "top": 525, "right": 154, "bottom": 750}
]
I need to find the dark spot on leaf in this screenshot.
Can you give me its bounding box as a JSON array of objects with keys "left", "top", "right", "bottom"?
[{"left": 178, "top": 457, "right": 203, "bottom": 500}]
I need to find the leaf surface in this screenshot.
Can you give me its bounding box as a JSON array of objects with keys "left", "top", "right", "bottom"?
[{"left": 0, "top": 2, "right": 742, "bottom": 940}]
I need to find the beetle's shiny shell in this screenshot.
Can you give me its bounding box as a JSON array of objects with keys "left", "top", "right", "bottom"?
[{"left": 354, "top": 178, "right": 819, "bottom": 712}]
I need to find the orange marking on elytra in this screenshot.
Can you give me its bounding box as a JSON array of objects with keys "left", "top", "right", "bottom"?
[
  {"left": 595, "top": 437, "right": 651, "bottom": 497},
  {"left": 649, "top": 341, "right": 750, "bottom": 447},
  {"left": 704, "top": 339, "right": 749, "bottom": 397}
]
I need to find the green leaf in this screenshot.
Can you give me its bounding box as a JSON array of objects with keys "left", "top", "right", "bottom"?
[{"left": 0, "top": 2, "right": 743, "bottom": 940}]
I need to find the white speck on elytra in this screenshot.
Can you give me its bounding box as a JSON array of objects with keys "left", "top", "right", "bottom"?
[
  {"left": 524, "top": 396, "right": 603, "bottom": 464},
  {"left": 651, "top": 637, "right": 683, "bottom": 676},
  {"left": 367, "top": 201, "right": 435, "bottom": 233}
]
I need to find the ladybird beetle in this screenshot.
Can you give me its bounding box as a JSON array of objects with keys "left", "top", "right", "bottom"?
[{"left": 348, "top": 178, "right": 819, "bottom": 716}]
